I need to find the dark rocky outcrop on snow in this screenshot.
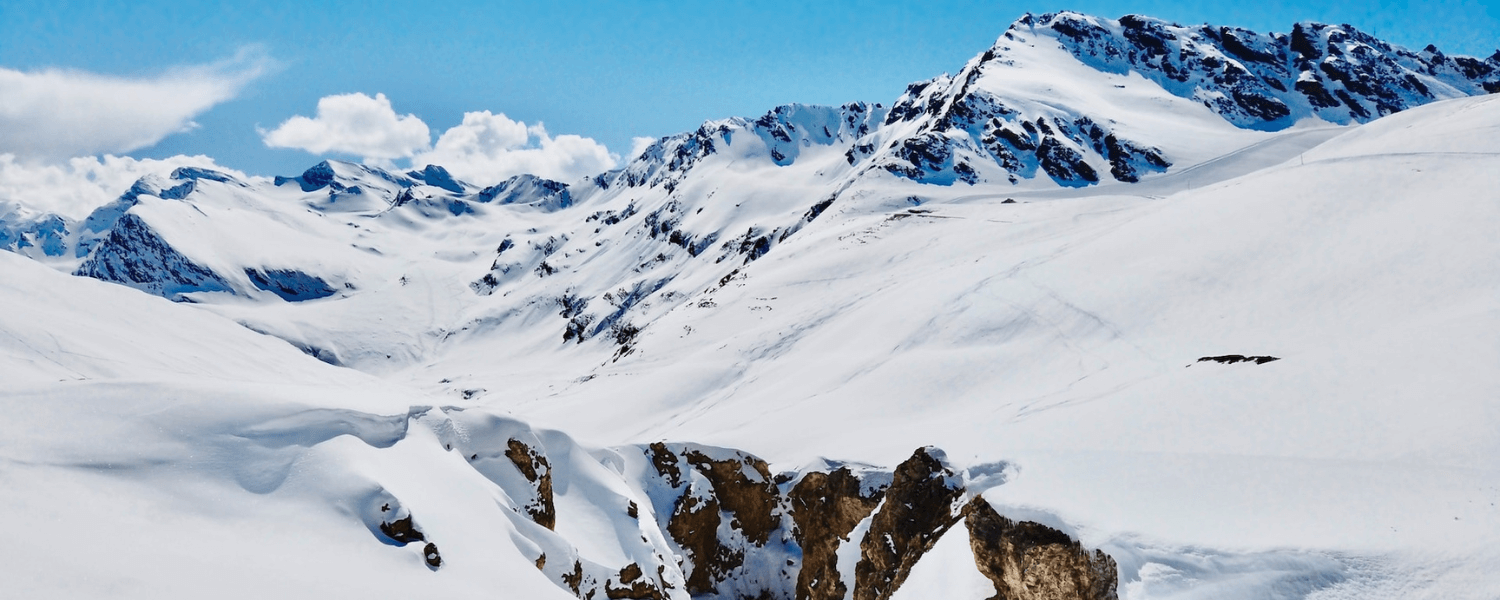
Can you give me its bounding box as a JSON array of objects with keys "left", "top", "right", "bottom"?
[
  {"left": 244, "top": 268, "right": 338, "bottom": 302},
  {"left": 787, "top": 468, "right": 885, "bottom": 600},
  {"left": 75, "top": 213, "right": 230, "bottom": 300},
  {"left": 505, "top": 438, "right": 557, "bottom": 530},
  {"left": 966, "top": 498, "right": 1118, "bottom": 600},
  {"left": 1196, "top": 354, "right": 1281, "bottom": 365},
  {"left": 852, "top": 447, "right": 967, "bottom": 600},
  {"left": 630, "top": 443, "right": 1112, "bottom": 600}
]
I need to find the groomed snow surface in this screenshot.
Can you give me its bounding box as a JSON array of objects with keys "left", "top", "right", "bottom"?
[{"left": 3, "top": 62, "right": 1499, "bottom": 600}]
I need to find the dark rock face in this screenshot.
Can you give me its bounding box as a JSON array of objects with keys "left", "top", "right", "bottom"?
[
  {"left": 378, "top": 513, "right": 426, "bottom": 544},
  {"left": 1196, "top": 354, "right": 1280, "bottom": 365},
  {"left": 506, "top": 438, "right": 557, "bottom": 530},
  {"left": 788, "top": 468, "right": 885, "bottom": 600},
  {"left": 1032, "top": 12, "right": 1500, "bottom": 126},
  {"left": 75, "top": 213, "right": 231, "bottom": 300},
  {"left": 965, "top": 498, "right": 1117, "bottom": 600},
  {"left": 875, "top": 70, "right": 1168, "bottom": 187},
  {"left": 852, "top": 448, "right": 966, "bottom": 600},
  {"left": 422, "top": 542, "right": 443, "bottom": 569},
  {"left": 244, "top": 268, "right": 338, "bottom": 302}
]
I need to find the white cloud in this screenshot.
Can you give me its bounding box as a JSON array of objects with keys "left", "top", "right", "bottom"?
[
  {"left": 0, "top": 153, "right": 252, "bottom": 220},
  {"left": 0, "top": 48, "right": 271, "bottom": 160},
  {"left": 629, "top": 137, "right": 658, "bottom": 162},
  {"left": 414, "top": 111, "right": 617, "bottom": 186},
  {"left": 262, "top": 94, "right": 619, "bottom": 185},
  {"left": 260, "top": 92, "right": 431, "bottom": 163}
]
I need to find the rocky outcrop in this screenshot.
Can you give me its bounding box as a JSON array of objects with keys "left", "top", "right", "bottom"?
[
  {"left": 635, "top": 444, "right": 1111, "bottom": 600},
  {"left": 787, "top": 468, "right": 885, "bottom": 600},
  {"left": 852, "top": 447, "right": 967, "bottom": 600},
  {"left": 646, "top": 442, "right": 795, "bottom": 598},
  {"left": 363, "top": 491, "right": 443, "bottom": 571},
  {"left": 505, "top": 438, "right": 557, "bottom": 530},
  {"left": 75, "top": 213, "right": 231, "bottom": 301},
  {"left": 965, "top": 497, "right": 1117, "bottom": 600}
]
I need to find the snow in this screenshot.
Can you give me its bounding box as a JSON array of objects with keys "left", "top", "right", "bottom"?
[
  {"left": 888, "top": 522, "right": 996, "bottom": 600},
  {"left": 2, "top": 17, "right": 1499, "bottom": 599}
]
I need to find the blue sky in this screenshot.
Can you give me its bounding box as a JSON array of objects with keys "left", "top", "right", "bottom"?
[{"left": 2, "top": 0, "right": 1497, "bottom": 180}]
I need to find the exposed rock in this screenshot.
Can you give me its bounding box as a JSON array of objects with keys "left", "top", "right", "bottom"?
[
  {"left": 422, "top": 542, "right": 443, "bottom": 569},
  {"left": 667, "top": 491, "right": 731, "bottom": 595},
  {"left": 75, "top": 213, "right": 231, "bottom": 301},
  {"left": 853, "top": 447, "right": 966, "bottom": 600},
  {"left": 965, "top": 497, "right": 1118, "bottom": 600},
  {"left": 244, "top": 268, "right": 338, "bottom": 301},
  {"left": 682, "top": 449, "right": 781, "bottom": 546},
  {"left": 378, "top": 513, "right": 426, "bottom": 545},
  {"left": 1196, "top": 354, "right": 1280, "bottom": 365},
  {"left": 506, "top": 438, "right": 557, "bottom": 529},
  {"left": 788, "top": 468, "right": 886, "bottom": 600},
  {"left": 605, "top": 563, "right": 668, "bottom": 599}
]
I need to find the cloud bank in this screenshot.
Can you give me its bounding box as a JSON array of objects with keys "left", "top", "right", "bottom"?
[
  {"left": 414, "top": 111, "right": 616, "bottom": 186},
  {"left": 261, "top": 92, "right": 431, "bottom": 163},
  {"left": 261, "top": 93, "right": 616, "bottom": 186},
  {"left": 0, "top": 154, "right": 254, "bottom": 220},
  {"left": 0, "top": 49, "right": 271, "bottom": 160}
]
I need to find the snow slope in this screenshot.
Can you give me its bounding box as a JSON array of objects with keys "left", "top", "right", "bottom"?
[{"left": 2, "top": 12, "right": 1499, "bottom": 600}]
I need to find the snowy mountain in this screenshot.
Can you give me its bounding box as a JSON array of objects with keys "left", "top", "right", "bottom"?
[{"left": 3, "top": 12, "right": 1500, "bottom": 600}]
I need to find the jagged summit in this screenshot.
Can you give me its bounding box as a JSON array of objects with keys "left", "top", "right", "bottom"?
[
  {"left": 602, "top": 12, "right": 1497, "bottom": 190},
  {"left": 1021, "top": 12, "right": 1499, "bottom": 126}
]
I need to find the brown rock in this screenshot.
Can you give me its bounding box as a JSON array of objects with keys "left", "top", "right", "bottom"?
[
  {"left": 378, "top": 514, "right": 426, "bottom": 545},
  {"left": 563, "top": 560, "right": 586, "bottom": 596},
  {"left": 422, "top": 542, "right": 443, "bottom": 569},
  {"left": 682, "top": 449, "right": 781, "bottom": 546},
  {"left": 506, "top": 438, "right": 556, "bottom": 530},
  {"left": 964, "top": 497, "right": 1118, "bottom": 600},
  {"left": 789, "top": 468, "right": 885, "bottom": 600},
  {"left": 853, "top": 447, "right": 966, "bottom": 600},
  {"left": 666, "top": 492, "right": 738, "bottom": 595},
  {"left": 605, "top": 563, "right": 667, "bottom": 599}
]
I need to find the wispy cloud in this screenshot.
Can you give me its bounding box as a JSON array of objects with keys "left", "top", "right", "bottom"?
[
  {"left": 0, "top": 48, "right": 273, "bottom": 161},
  {"left": 262, "top": 93, "right": 618, "bottom": 185}
]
